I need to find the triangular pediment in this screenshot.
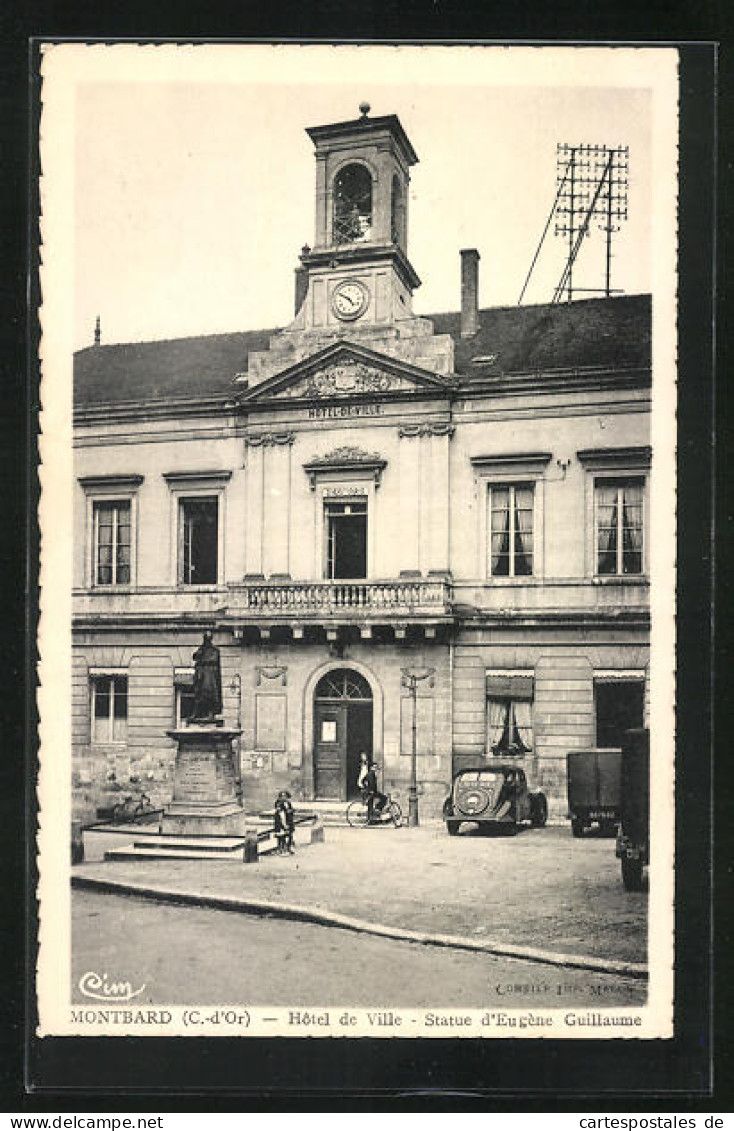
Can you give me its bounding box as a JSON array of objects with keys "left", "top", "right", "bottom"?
[{"left": 236, "top": 342, "right": 455, "bottom": 405}]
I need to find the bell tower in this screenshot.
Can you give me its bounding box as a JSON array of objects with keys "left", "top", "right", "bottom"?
[
  {"left": 242, "top": 104, "right": 455, "bottom": 385},
  {"left": 295, "top": 104, "right": 421, "bottom": 331}
]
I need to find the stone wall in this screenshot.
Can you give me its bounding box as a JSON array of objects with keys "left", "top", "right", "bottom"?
[
  {"left": 451, "top": 634, "right": 650, "bottom": 820},
  {"left": 71, "top": 634, "right": 453, "bottom": 822}
]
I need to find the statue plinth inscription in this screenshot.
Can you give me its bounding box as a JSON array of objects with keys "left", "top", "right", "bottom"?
[
  {"left": 162, "top": 725, "right": 245, "bottom": 836},
  {"left": 162, "top": 634, "right": 247, "bottom": 837}
]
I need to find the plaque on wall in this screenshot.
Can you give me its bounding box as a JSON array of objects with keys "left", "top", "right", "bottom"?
[{"left": 254, "top": 694, "right": 287, "bottom": 751}]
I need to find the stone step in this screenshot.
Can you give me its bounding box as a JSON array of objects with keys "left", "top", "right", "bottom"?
[
  {"left": 131, "top": 836, "right": 248, "bottom": 853},
  {"left": 258, "top": 803, "right": 352, "bottom": 826},
  {"left": 105, "top": 844, "right": 276, "bottom": 863},
  {"left": 103, "top": 822, "right": 324, "bottom": 863}
]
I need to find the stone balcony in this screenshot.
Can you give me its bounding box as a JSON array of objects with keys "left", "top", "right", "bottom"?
[{"left": 225, "top": 577, "right": 454, "bottom": 638}]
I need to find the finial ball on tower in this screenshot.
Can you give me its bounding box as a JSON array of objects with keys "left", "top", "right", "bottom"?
[{"left": 359, "top": 101, "right": 371, "bottom": 118}]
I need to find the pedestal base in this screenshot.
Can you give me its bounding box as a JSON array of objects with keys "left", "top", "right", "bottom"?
[
  {"left": 163, "top": 725, "right": 247, "bottom": 838},
  {"left": 161, "top": 802, "right": 250, "bottom": 837}
]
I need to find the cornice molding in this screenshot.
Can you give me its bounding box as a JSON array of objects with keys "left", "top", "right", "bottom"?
[
  {"left": 244, "top": 431, "right": 295, "bottom": 447},
  {"left": 162, "top": 470, "right": 233, "bottom": 485},
  {"left": 576, "top": 445, "right": 652, "bottom": 469},
  {"left": 398, "top": 423, "right": 455, "bottom": 439},
  {"left": 470, "top": 452, "right": 553, "bottom": 474},
  {"left": 78, "top": 474, "right": 144, "bottom": 491}
]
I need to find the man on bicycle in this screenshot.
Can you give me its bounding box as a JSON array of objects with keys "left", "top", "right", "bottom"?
[{"left": 363, "top": 761, "right": 387, "bottom": 823}]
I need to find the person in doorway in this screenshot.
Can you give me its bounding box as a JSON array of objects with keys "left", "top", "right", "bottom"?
[
  {"left": 274, "top": 790, "right": 295, "bottom": 854},
  {"left": 363, "top": 762, "right": 387, "bottom": 824},
  {"left": 357, "top": 751, "right": 370, "bottom": 794}
]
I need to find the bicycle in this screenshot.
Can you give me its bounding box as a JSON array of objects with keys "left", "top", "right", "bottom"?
[
  {"left": 346, "top": 792, "right": 402, "bottom": 828},
  {"left": 112, "top": 792, "right": 152, "bottom": 823}
]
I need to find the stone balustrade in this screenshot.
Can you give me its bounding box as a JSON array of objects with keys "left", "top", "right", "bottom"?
[{"left": 229, "top": 578, "right": 452, "bottom": 617}]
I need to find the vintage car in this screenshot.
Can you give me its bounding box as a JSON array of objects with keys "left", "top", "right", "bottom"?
[{"left": 442, "top": 764, "right": 548, "bottom": 835}]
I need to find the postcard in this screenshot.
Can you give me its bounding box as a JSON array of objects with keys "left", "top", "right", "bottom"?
[{"left": 36, "top": 42, "right": 678, "bottom": 1042}]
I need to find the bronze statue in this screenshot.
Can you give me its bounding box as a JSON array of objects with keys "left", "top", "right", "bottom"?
[{"left": 191, "top": 631, "right": 222, "bottom": 721}]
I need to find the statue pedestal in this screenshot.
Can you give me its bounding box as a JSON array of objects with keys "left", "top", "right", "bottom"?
[{"left": 162, "top": 725, "right": 247, "bottom": 837}]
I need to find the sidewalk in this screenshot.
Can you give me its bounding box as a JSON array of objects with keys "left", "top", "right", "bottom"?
[{"left": 72, "top": 823, "right": 647, "bottom": 975}]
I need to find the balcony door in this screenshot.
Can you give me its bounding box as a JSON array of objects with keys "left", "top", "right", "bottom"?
[
  {"left": 325, "top": 499, "right": 367, "bottom": 579},
  {"left": 313, "top": 669, "right": 372, "bottom": 800}
]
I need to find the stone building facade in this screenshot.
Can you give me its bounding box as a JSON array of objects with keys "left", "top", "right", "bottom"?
[{"left": 72, "top": 109, "right": 652, "bottom": 822}]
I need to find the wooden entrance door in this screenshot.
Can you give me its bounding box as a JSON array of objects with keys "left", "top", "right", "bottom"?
[
  {"left": 313, "top": 669, "right": 373, "bottom": 801},
  {"left": 314, "top": 702, "right": 347, "bottom": 800}
]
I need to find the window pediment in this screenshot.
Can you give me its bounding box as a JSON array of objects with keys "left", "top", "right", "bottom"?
[
  {"left": 577, "top": 446, "right": 651, "bottom": 470},
  {"left": 471, "top": 453, "right": 552, "bottom": 477},
  {"left": 303, "top": 445, "right": 387, "bottom": 490}
]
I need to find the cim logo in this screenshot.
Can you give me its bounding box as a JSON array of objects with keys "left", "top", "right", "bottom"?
[{"left": 78, "top": 970, "right": 145, "bottom": 1003}]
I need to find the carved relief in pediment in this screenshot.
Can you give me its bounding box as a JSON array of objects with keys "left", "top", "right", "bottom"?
[{"left": 274, "top": 361, "right": 414, "bottom": 400}]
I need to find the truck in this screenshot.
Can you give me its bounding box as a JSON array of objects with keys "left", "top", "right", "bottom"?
[
  {"left": 615, "top": 728, "right": 650, "bottom": 891},
  {"left": 566, "top": 748, "right": 622, "bottom": 838}
]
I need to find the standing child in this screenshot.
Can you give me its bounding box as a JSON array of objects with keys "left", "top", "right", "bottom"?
[{"left": 274, "top": 790, "right": 295, "bottom": 854}]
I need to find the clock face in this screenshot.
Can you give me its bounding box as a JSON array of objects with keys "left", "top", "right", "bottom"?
[{"left": 332, "top": 280, "right": 369, "bottom": 321}]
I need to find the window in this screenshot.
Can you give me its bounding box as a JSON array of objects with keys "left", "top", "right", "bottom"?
[
  {"left": 577, "top": 447, "right": 650, "bottom": 578},
  {"left": 471, "top": 454, "right": 550, "bottom": 580},
  {"left": 79, "top": 474, "right": 142, "bottom": 589},
  {"left": 486, "top": 673, "right": 534, "bottom": 757},
  {"left": 391, "top": 174, "right": 404, "bottom": 245},
  {"left": 91, "top": 675, "right": 128, "bottom": 744},
  {"left": 325, "top": 498, "right": 367, "bottom": 579},
  {"left": 487, "top": 700, "right": 533, "bottom": 757},
  {"left": 489, "top": 484, "right": 534, "bottom": 576},
  {"left": 93, "top": 500, "right": 131, "bottom": 585},
  {"left": 173, "top": 669, "right": 194, "bottom": 723},
  {"left": 595, "top": 477, "right": 644, "bottom": 575},
  {"left": 333, "top": 163, "right": 373, "bottom": 244},
  {"left": 179, "top": 496, "right": 218, "bottom": 585}
]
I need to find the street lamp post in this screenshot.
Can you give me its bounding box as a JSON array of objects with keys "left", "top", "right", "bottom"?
[
  {"left": 228, "top": 673, "right": 243, "bottom": 801},
  {"left": 401, "top": 667, "right": 435, "bottom": 827}
]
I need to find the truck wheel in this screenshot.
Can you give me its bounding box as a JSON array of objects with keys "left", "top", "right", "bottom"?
[
  {"left": 446, "top": 820, "right": 460, "bottom": 836},
  {"left": 621, "top": 857, "right": 644, "bottom": 891},
  {"left": 571, "top": 818, "right": 585, "bottom": 838}
]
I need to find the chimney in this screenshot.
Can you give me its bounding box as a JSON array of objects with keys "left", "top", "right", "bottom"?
[{"left": 460, "top": 248, "right": 480, "bottom": 337}]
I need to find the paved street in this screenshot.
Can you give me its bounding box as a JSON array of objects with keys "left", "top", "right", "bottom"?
[
  {"left": 77, "top": 823, "right": 647, "bottom": 965},
  {"left": 72, "top": 888, "right": 646, "bottom": 1007}
]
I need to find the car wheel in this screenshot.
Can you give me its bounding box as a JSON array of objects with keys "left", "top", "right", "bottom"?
[
  {"left": 530, "top": 794, "right": 548, "bottom": 827},
  {"left": 446, "top": 820, "right": 460, "bottom": 836},
  {"left": 621, "top": 857, "right": 644, "bottom": 891},
  {"left": 571, "top": 818, "right": 585, "bottom": 838}
]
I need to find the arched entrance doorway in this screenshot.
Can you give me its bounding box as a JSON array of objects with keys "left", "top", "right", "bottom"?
[{"left": 313, "top": 668, "right": 373, "bottom": 800}]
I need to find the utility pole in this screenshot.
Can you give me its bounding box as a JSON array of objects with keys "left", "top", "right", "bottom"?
[
  {"left": 400, "top": 667, "right": 435, "bottom": 827},
  {"left": 553, "top": 143, "right": 629, "bottom": 303}
]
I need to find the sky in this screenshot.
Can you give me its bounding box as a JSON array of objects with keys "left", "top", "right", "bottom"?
[{"left": 67, "top": 45, "right": 668, "bottom": 349}]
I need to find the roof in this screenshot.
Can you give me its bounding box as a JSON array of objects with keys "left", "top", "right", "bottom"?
[
  {"left": 433, "top": 293, "right": 651, "bottom": 378},
  {"left": 74, "top": 294, "right": 651, "bottom": 409},
  {"left": 306, "top": 113, "right": 419, "bottom": 166}
]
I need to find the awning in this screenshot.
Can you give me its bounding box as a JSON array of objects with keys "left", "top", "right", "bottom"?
[{"left": 486, "top": 674, "right": 534, "bottom": 700}]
